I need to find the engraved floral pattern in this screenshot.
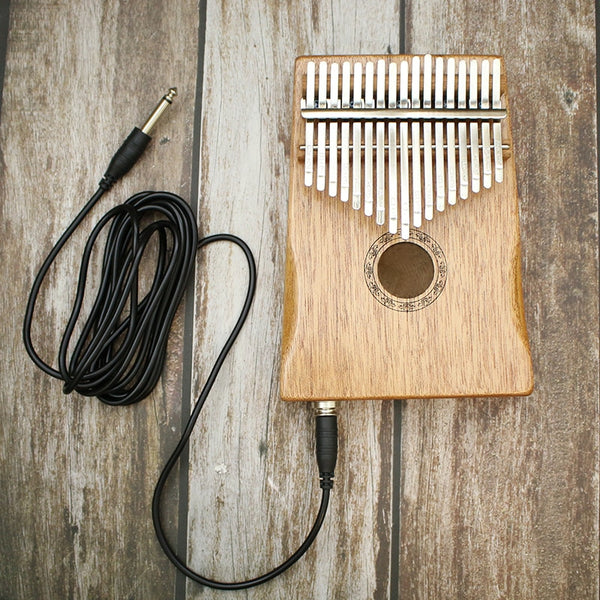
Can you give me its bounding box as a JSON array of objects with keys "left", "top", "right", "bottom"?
[{"left": 363, "top": 230, "right": 447, "bottom": 312}]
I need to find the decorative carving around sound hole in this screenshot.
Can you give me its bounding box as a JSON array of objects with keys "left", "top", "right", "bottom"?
[{"left": 364, "top": 230, "right": 447, "bottom": 311}]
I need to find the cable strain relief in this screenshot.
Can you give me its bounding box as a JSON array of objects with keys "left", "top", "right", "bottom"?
[
  {"left": 99, "top": 175, "right": 116, "bottom": 191},
  {"left": 103, "top": 127, "right": 151, "bottom": 183},
  {"left": 319, "top": 473, "right": 334, "bottom": 490},
  {"left": 315, "top": 413, "right": 337, "bottom": 475}
]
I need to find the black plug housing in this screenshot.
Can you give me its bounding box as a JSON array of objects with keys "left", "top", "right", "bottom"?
[
  {"left": 316, "top": 414, "right": 337, "bottom": 488},
  {"left": 103, "top": 127, "right": 151, "bottom": 184},
  {"left": 100, "top": 88, "right": 177, "bottom": 189}
]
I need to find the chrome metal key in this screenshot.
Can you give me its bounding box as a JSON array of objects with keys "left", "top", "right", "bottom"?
[
  {"left": 340, "top": 61, "right": 351, "bottom": 202},
  {"left": 399, "top": 60, "right": 410, "bottom": 239},
  {"left": 480, "top": 59, "right": 492, "bottom": 189},
  {"left": 388, "top": 61, "right": 398, "bottom": 233},
  {"left": 304, "top": 61, "right": 315, "bottom": 187},
  {"left": 328, "top": 62, "right": 340, "bottom": 196},
  {"left": 316, "top": 61, "right": 328, "bottom": 191},
  {"left": 352, "top": 62, "right": 363, "bottom": 210},
  {"left": 423, "top": 54, "right": 434, "bottom": 220},
  {"left": 364, "top": 61, "right": 375, "bottom": 217},
  {"left": 492, "top": 58, "right": 504, "bottom": 183},
  {"left": 457, "top": 59, "right": 469, "bottom": 199},
  {"left": 446, "top": 57, "right": 457, "bottom": 205},
  {"left": 376, "top": 59, "right": 386, "bottom": 225},
  {"left": 411, "top": 56, "right": 422, "bottom": 226},
  {"left": 435, "top": 56, "right": 445, "bottom": 211},
  {"left": 469, "top": 60, "right": 480, "bottom": 194}
]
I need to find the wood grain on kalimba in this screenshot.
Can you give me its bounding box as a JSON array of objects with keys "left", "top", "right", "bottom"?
[{"left": 281, "top": 55, "right": 533, "bottom": 401}]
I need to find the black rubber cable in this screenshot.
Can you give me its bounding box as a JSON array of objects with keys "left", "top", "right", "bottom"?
[
  {"left": 23, "top": 187, "right": 198, "bottom": 406},
  {"left": 151, "top": 233, "right": 332, "bottom": 590},
  {"left": 22, "top": 96, "right": 335, "bottom": 590},
  {"left": 23, "top": 186, "right": 332, "bottom": 589}
]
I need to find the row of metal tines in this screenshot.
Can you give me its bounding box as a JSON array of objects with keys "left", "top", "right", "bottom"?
[{"left": 301, "top": 56, "right": 506, "bottom": 239}]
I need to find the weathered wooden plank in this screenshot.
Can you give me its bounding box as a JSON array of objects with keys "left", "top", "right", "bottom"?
[
  {"left": 6, "top": 1, "right": 595, "bottom": 598},
  {"left": 185, "top": 2, "right": 399, "bottom": 598},
  {"left": 0, "top": 1, "right": 199, "bottom": 598},
  {"left": 399, "top": 1, "right": 599, "bottom": 598}
]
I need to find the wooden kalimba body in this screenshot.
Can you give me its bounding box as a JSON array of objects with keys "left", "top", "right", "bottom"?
[{"left": 280, "top": 55, "right": 534, "bottom": 401}]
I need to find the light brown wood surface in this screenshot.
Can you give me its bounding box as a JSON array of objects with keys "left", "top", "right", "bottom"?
[
  {"left": 0, "top": 1, "right": 597, "bottom": 600},
  {"left": 281, "top": 54, "right": 533, "bottom": 401}
]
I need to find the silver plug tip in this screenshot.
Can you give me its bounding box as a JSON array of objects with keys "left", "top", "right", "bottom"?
[{"left": 141, "top": 87, "right": 178, "bottom": 135}]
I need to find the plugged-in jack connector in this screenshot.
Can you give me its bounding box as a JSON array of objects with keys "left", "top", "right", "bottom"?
[{"left": 315, "top": 401, "right": 337, "bottom": 489}]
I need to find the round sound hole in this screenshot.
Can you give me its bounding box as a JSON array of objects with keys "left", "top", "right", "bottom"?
[
  {"left": 376, "top": 242, "right": 435, "bottom": 299},
  {"left": 364, "top": 230, "right": 447, "bottom": 312}
]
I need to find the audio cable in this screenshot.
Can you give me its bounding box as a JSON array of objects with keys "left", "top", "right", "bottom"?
[{"left": 22, "top": 90, "right": 338, "bottom": 590}]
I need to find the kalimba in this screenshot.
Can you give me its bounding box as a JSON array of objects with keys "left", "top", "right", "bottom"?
[{"left": 280, "top": 55, "right": 534, "bottom": 401}]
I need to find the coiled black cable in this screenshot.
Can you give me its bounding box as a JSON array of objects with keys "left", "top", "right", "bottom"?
[
  {"left": 23, "top": 187, "right": 198, "bottom": 406},
  {"left": 22, "top": 93, "right": 336, "bottom": 591},
  {"left": 23, "top": 181, "right": 334, "bottom": 589}
]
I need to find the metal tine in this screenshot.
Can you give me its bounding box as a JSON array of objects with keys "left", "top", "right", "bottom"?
[
  {"left": 435, "top": 57, "right": 445, "bottom": 212},
  {"left": 469, "top": 60, "right": 480, "bottom": 193},
  {"left": 480, "top": 59, "right": 492, "bottom": 189},
  {"left": 376, "top": 59, "right": 386, "bottom": 225},
  {"left": 388, "top": 61, "right": 398, "bottom": 234},
  {"left": 340, "top": 62, "right": 351, "bottom": 202},
  {"left": 457, "top": 59, "right": 469, "bottom": 199},
  {"left": 423, "top": 54, "right": 434, "bottom": 220},
  {"left": 316, "top": 61, "right": 328, "bottom": 191},
  {"left": 364, "top": 62, "right": 375, "bottom": 216},
  {"left": 492, "top": 58, "right": 504, "bottom": 182},
  {"left": 411, "top": 56, "right": 422, "bottom": 227},
  {"left": 399, "top": 60, "right": 410, "bottom": 239},
  {"left": 352, "top": 62, "right": 363, "bottom": 210},
  {"left": 328, "top": 62, "right": 340, "bottom": 196},
  {"left": 304, "top": 61, "right": 315, "bottom": 187},
  {"left": 446, "top": 58, "right": 457, "bottom": 205}
]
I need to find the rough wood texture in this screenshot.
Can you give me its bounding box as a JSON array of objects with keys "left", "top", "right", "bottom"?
[
  {"left": 281, "top": 55, "right": 533, "bottom": 401},
  {"left": 185, "top": 3, "right": 398, "bottom": 599},
  {"left": 0, "top": 1, "right": 597, "bottom": 599},
  {"left": 0, "top": 1, "right": 199, "bottom": 598},
  {"left": 399, "top": 1, "right": 599, "bottom": 598}
]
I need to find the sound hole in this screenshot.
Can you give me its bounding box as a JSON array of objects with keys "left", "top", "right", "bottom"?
[{"left": 376, "top": 242, "right": 435, "bottom": 299}]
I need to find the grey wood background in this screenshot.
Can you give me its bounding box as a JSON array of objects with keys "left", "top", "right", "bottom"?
[{"left": 0, "top": 1, "right": 597, "bottom": 599}]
